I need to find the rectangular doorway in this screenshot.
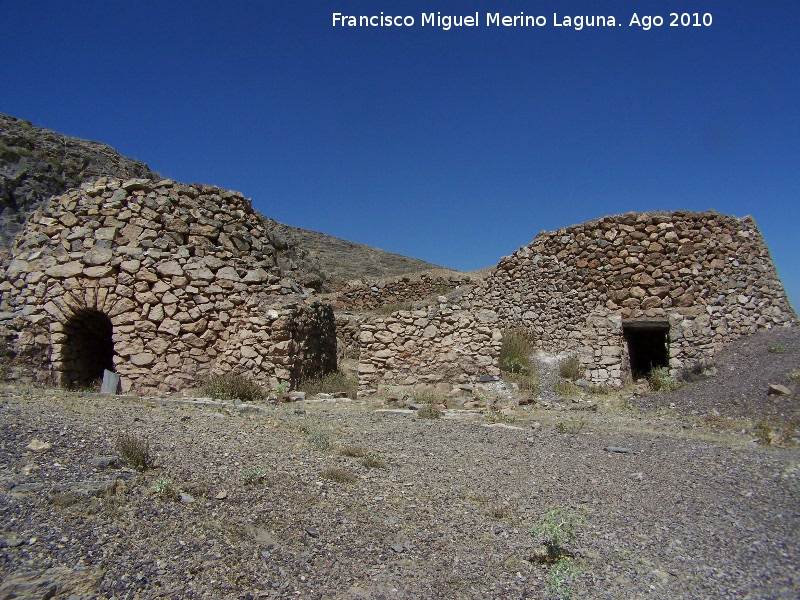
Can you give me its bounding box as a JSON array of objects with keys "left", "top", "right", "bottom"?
[{"left": 622, "top": 321, "right": 669, "bottom": 379}]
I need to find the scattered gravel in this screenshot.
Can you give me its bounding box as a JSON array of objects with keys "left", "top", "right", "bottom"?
[{"left": 0, "top": 329, "right": 798, "bottom": 599}]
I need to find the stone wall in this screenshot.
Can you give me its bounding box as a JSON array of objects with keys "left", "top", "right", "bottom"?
[
  {"left": 463, "top": 211, "right": 796, "bottom": 386},
  {"left": 0, "top": 177, "right": 335, "bottom": 393},
  {"left": 325, "top": 271, "right": 473, "bottom": 312},
  {"left": 357, "top": 301, "right": 501, "bottom": 396}
]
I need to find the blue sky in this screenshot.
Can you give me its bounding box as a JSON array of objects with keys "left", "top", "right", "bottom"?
[{"left": 1, "top": 1, "right": 798, "bottom": 309}]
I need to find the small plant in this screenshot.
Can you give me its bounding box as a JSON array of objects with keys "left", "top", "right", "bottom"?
[
  {"left": 753, "top": 420, "right": 778, "bottom": 445},
  {"left": 361, "top": 451, "right": 387, "bottom": 469},
  {"left": 375, "top": 301, "right": 413, "bottom": 315},
  {"left": 416, "top": 403, "right": 441, "bottom": 419},
  {"left": 503, "top": 371, "right": 541, "bottom": 394},
  {"left": 547, "top": 558, "right": 579, "bottom": 600},
  {"left": 647, "top": 366, "right": 680, "bottom": 391},
  {"left": 556, "top": 418, "right": 587, "bottom": 435},
  {"left": 298, "top": 370, "right": 358, "bottom": 399},
  {"left": 200, "top": 373, "right": 266, "bottom": 402},
  {"left": 241, "top": 466, "right": 269, "bottom": 486},
  {"left": 321, "top": 467, "right": 357, "bottom": 484},
  {"left": 303, "top": 425, "right": 331, "bottom": 451},
  {"left": 788, "top": 368, "right": 800, "bottom": 381},
  {"left": 780, "top": 418, "right": 800, "bottom": 446},
  {"left": 500, "top": 327, "right": 534, "bottom": 374},
  {"left": 152, "top": 477, "right": 178, "bottom": 500},
  {"left": 338, "top": 445, "right": 369, "bottom": 458},
  {"left": 558, "top": 356, "right": 582, "bottom": 381},
  {"left": 532, "top": 507, "right": 584, "bottom": 562},
  {"left": 485, "top": 408, "right": 517, "bottom": 425},
  {"left": 115, "top": 432, "right": 154, "bottom": 471},
  {"left": 768, "top": 343, "right": 787, "bottom": 354},
  {"left": 554, "top": 381, "right": 580, "bottom": 397},
  {"left": 274, "top": 381, "right": 291, "bottom": 396}
]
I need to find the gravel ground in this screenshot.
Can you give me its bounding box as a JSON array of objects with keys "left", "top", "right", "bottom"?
[{"left": 1, "top": 329, "right": 799, "bottom": 599}]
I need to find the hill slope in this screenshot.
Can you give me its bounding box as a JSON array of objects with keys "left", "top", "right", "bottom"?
[{"left": 276, "top": 223, "right": 444, "bottom": 282}]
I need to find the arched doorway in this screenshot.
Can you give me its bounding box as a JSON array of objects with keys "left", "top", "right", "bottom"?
[{"left": 62, "top": 309, "right": 115, "bottom": 388}]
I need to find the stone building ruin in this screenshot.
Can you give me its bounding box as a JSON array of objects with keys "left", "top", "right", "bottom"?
[
  {"left": 1, "top": 178, "right": 795, "bottom": 398},
  {"left": 0, "top": 178, "right": 336, "bottom": 394},
  {"left": 471, "top": 210, "right": 796, "bottom": 386}
]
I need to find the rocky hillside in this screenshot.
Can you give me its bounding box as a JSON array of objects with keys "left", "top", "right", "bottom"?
[
  {"left": 276, "top": 223, "right": 443, "bottom": 282},
  {"left": 0, "top": 114, "right": 155, "bottom": 249},
  {"left": 0, "top": 112, "right": 444, "bottom": 282}
]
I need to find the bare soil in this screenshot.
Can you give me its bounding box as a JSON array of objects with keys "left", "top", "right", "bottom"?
[{"left": 1, "top": 329, "right": 798, "bottom": 599}]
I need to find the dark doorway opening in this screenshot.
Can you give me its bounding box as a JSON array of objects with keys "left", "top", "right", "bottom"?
[
  {"left": 63, "top": 309, "right": 114, "bottom": 388},
  {"left": 623, "top": 322, "right": 669, "bottom": 379}
]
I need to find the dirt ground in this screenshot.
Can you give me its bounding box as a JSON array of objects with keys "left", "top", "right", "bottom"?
[{"left": 1, "top": 328, "right": 798, "bottom": 599}]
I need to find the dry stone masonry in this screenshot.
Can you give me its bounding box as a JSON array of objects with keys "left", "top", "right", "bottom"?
[
  {"left": 0, "top": 178, "right": 335, "bottom": 393},
  {"left": 465, "top": 211, "right": 796, "bottom": 386},
  {"left": 357, "top": 299, "right": 501, "bottom": 396}
]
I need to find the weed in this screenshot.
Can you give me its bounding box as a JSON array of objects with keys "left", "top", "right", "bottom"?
[
  {"left": 753, "top": 420, "right": 778, "bottom": 445},
  {"left": 152, "top": 477, "right": 179, "bottom": 501},
  {"left": 485, "top": 408, "right": 517, "bottom": 425},
  {"left": 298, "top": 370, "right": 358, "bottom": 399},
  {"left": 500, "top": 327, "right": 534, "bottom": 374},
  {"left": 788, "top": 368, "right": 800, "bottom": 381},
  {"left": 303, "top": 425, "right": 331, "bottom": 451},
  {"left": 503, "top": 370, "right": 541, "bottom": 394},
  {"left": 416, "top": 403, "right": 441, "bottom": 419},
  {"left": 375, "top": 302, "right": 413, "bottom": 315},
  {"left": 115, "top": 432, "right": 154, "bottom": 471},
  {"left": 321, "top": 467, "right": 357, "bottom": 484},
  {"left": 361, "top": 452, "right": 387, "bottom": 469},
  {"left": 648, "top": 367, "right": 680, "bottom": 391},
  {"left": 547, "top": 558, "right": 578, "bottom": 600},
  {"left": 768, "top": 343, "right": 787, "bottom": 354},
  {"left": 274, "top": 381, "right": 291, "bottom": 396},
  {"left": 200, "top": 373, "right": 265, "bottom": 402},
  {"left": 554, "top": 381, "right": 580, "bottom": 397},
  {"left": 532, "top": 507, "right": 584, "bottom": 562},
  {"left": 558, "top": 356, "right": 582, "bottom": 381},
  {"left": 338, "top": 444, "right": 369, "bottom": 458},
  {"left": 241, "top": 466, "right": 269, "bottom": 486},
  {"left": 556, "top": 418, "right": 587, "bottom": 435}
]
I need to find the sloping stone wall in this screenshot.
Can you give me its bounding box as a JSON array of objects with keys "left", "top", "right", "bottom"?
[
  {"left": 463, "top": 211, "right": 796, "bottom": 385},
  {"left": 0, "top": 178, "right": 334, "bottom": 393},
  {"left": 357, "top": 302, "right": 501, "bottom": 396}
]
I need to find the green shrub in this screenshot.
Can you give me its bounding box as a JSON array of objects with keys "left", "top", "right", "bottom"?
[
  {"left": 558, "top": 356, "right": 582, "bottom": 381},
  {"left": 116, "top": 432, "right": 154, "bottom": 471},
  {"left": 554, "top": 381, "right": 580, "bottom": 397},
  {"left": 500, "top": 327, "right": 534, "bottom": 374},
  {"left": 304, "top": 425, "right": 331, "bottom": 451},
  {"left": 200, "top": 373, "right": 266, "bottom": 402},
  {"left": 768, "top": 343, "right": 787, "bottom": 354},
  {"left": 547, "top": 558, "right": 579, "bottom": 599},
  {"left": 532, "top": 507, "right": 584, "bottom": 562},
  {"left": 241, "top": 466, "right": 269, "bottom": 486},
  {"left": 647, "top": 366, "right": 680, "bottom": 391},
  {"left": 298, "top": 370, "right": 358, "bottom": 399},
  {"left": 152, "top": 477, "right": 179, "bottom": 501}
]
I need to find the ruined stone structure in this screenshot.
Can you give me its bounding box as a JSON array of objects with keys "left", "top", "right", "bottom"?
[
  {"left": 0, "top": 178, "right": 335, "bottom": 393},
  {"left": 463, "top": 211, "right": 796, "bottom": 386}
]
